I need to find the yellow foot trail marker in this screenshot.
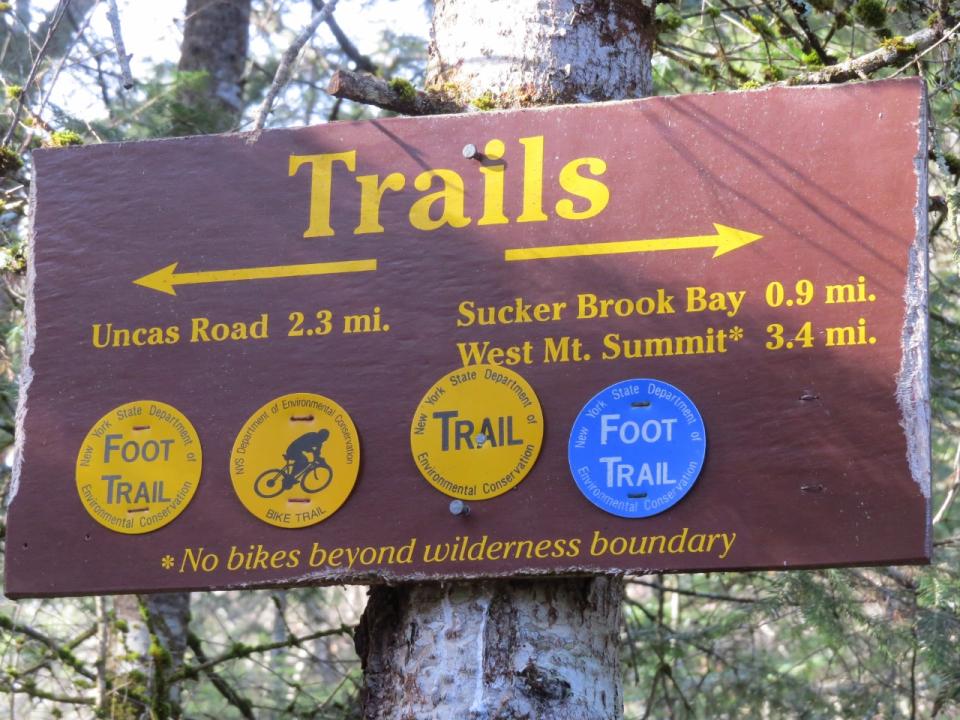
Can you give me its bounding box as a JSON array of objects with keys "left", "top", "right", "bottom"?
[
  {"left": 75, "top": 400, "right": 202, "bottom": 534},
  {"left": 504, "top": 224, "right": 762, "bottom": 262},
  {"left": 134, "top": 258, "right": 377, "bottom": 296}
]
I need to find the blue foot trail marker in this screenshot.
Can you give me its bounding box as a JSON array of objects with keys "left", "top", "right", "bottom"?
[{"left": 568, "top": 378, "right": 707, "bottom": 519}]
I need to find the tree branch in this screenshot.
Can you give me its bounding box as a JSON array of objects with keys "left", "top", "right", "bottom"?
[
  {"left": 783, "top": 27, "right": 945, "bottom": 85},
  {"left": 31, "top": 0, "right": 97, "bottom": 65},
  {"left": 931, "top": 309, "right": 960, "bottom": 330},
  {"left": 326, "top": 69, "right": 464, "bottom": 116},
  {"left": 169, "top": 625, "right": 353, "bottom": 682},
  {"left": 783, "top": 0, "right": 833, "bottom": 65},
  {"left": 0, "top": 615, "right": 97, "bottom": 680},
  {"left": 892, "top": 19, "right": 960, "bottom": 76},
  {"left": 933, "top": 438, "right": 960, "bottom": 524},
  {"left": 34, "top": 0, "right": 99, "bottom": 124},
  {"left": 105, "top": 0, "right": 134, "bottom": 89},
  {"left": 2, "top": 0, "right": 73, "bottom": 147},
  {"left": 311, "top": 0, "right": 377, "bottom": 73},
  {"left": 16, "top": 624, "right": 97, "bottom": 679},
  {"left": 0, "top": 679, "right": 95, "bottom": 706},
  {"left": 250, "top": 0, "right": 339, "bottom": 133},
  {"left": 185, "top": 633, "right": 255, "bottom": 720},
  {"left": 628, "top": 578, "right": 758, "bottom": 604}
]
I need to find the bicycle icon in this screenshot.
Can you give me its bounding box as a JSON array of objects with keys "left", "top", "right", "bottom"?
[{"left": 254, "top": 430, "right": 334, "bottom": 498}]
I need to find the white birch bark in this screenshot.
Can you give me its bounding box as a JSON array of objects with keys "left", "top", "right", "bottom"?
[
  {"left": 358, "top": 577, "right": 624, "bottom": 719},
  {"left": 428, "top": 0, "right": 654, "bottom": 106}
]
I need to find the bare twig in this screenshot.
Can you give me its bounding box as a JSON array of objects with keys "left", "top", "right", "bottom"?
[
  {"left": 328, "top": 95, "right": 343, "bottom": 121},
  {"left": 16, "top": 624, "right": 97, "bottom": 679},
  {"left": 891, "top": 19, "right": 960, "bottom": 77},
  {"left": 250, "top": 0, "right": 340, "bottom": 134},
  {"left": 0, "top": 615, "right": 96, "bottom": 680},
  {"left": 105, "top": 0, "right": 134, "bottom": 89},
  {"left": 931, "top": 309, "right": 960, "bottom": 331},
  {"left": 311, "top": 0, "right": 377, "bottom": 73},
  {"left": 35, "top": 0, "right": 99, "bottom": 126},
  {"left": 169, "top": 624, "right": 353, "bottom": 682},
  {"left": 2, "top": 0, "right": 73, "bottom": 147},
  {"left": 629, "top": 577, "right": 758, "bottom": 604},
  {"left": 0, "top": 680, "right": 95, "bottom": 706},
  {"left": 327, "top": 69, "right": 464, "bottom": 115},
  {"left": 185, "top": 634, "right": 255, "bottom": 720},
  {"left": 933, "top": 438, "right": 960, "bottom": 524},
  {"left": 783, "top": 0, "right": 833, "bottom": 65},
  {"left": 783, "top": 27, "right": 944, "bottom": 85},
  {"left": 910, "top": 633, "right": 918, "bottom": 720},
  {"left": 95, "top": 597, "right": 109, "bottom": 710}
]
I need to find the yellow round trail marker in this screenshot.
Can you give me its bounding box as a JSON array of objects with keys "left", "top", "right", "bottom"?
[
  {"left": 230, "top": 393, "right": 360, "bottom": 528},
  {"left": 410, "top": 365, "right": 544, "bottom": 500},
  {"left": 75, "top": 400, "right": 202, "bottom": 534}
]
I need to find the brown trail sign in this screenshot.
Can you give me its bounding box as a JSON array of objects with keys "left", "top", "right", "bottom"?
[{"left": 6, "top": 78, "right": 929, "bottom": 598}]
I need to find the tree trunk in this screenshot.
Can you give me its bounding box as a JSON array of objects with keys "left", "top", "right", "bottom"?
[
  {"left": 108, "top": 594, "right": 192, "bottom": 719},
  {"left": 357, "top": 2, "right": 655, "bottom": 718},
  {"left": 427, "top": 0, "right": 654, "bottom": 107},
  {"left": 357, "top": 577, "right": 624, "bottom": 719},
  {"left": 173, "top": 0, "right": 251, "bottom": 135}
]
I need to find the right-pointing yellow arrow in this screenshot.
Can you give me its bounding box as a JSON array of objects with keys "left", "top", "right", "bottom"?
[
  {"left": 133, "top": 258, "right": 377, "bottom": 296},
  {"left": 504, "top": 224, "right": 763, "bottom": 262}
]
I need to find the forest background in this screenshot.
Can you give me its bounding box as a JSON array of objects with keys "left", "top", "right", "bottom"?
[{"left": 0, "top": 0, "right": 959, "bottom": 718}]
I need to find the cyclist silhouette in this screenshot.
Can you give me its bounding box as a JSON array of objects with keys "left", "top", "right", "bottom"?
[
  {"left": 253, "top": 429, "right": 334, "bottom": 499},
  {"left": 285, "top": 430, "right": 331, "bottom": 480}
]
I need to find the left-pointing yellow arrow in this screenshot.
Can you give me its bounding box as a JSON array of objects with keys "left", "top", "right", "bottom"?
[{"left": 133, "top": 259, "right": 378, "bottom": 296}]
